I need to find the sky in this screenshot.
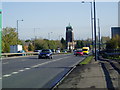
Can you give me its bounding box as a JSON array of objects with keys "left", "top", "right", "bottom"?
[{"left": 1, "top": 1, "right": 118, "bottom": 40}]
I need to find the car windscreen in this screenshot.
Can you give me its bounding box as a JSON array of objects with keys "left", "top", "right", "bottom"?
[
  {"left": 82, "top": 49, "right": 88, "bottom": 51},
  {"left": 41, "top": 50, "right": 50, "bottom": 53},
  {"left": 76, "top": 50, "right": 82, "bottom": 52}
]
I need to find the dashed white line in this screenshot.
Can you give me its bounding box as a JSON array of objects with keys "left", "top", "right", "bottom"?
[
  {"left": 25, "top": 68, "right": 31, "bottom": 70},
  {"left": 12, "top": 72, "right": 19, "bottom": 74},
  {"left": 18, "top": 70, "right": 25, "bottom": 72},
  {"left": 30, "top": 57, "right": 64, "bottom": 68},
  {"left": 3, "top": 74, "right": 11, "bottom": 77},
  {"left": 3, "top": 62, "right": 9, "bottom": 64},
  {"left": 3, "top": 56, "right": 70, "bottom": 78}
]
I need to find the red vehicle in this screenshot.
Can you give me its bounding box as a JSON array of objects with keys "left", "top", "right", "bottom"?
[{"left": 74, "top": 50, "right": 84, "bottom": 56}]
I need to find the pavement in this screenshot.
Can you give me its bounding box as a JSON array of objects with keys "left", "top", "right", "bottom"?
[{"left": 57, "top": 57, "right": 120, "bottom": 90}]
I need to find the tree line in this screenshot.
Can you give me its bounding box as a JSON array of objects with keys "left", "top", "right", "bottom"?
[
  {"left": 2, "top": 27, "right": 116, "bottom": 53},
  {"left": 106, "top": 35, "right": 120, "bottom": 50},
  {"left": 2, "top": 27, "right": 65, "bottom": 53}
]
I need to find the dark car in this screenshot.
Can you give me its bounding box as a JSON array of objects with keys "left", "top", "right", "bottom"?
[{"left": 38, "top": 49, "right": 53, "bottom": 59}]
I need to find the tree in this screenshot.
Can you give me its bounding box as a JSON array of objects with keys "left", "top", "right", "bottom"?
[
  {"left": 25, "top": 39, "right": 31, "bottom": 42},
  {"left": 60, "top": 38, "right": 66, "bottom": 49},
  {"left": 28, "top": 43, "right": 34, "bottom": 51},
  {"left": 80, "top": 41, "right": 84, "bottom": 48},
  {"left": 106, "top": 35, "right": 120, "bottom": 50},
  {"left": 34, "top": 39, "right": 48, "bottom": 50},
  {"left": 2, "top": 27, "right": 22, "bottom": 52},
  {"left": 101, "top": 36, "right": 110, "bottom": 43},
  {"left": 75, "top": 40, "right": 81, "bottom": 48}
]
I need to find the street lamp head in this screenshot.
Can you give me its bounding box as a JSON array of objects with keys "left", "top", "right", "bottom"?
[
  {"left": 81, "top": 1, "right": 92, "bottom": 4},
  {"left": 81, "top": 1, "right": 85, "bottom": 3}
]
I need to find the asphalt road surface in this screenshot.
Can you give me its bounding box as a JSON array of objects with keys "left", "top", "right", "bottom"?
[{"left": 2, "top": 54, "right": 86, "bottom": 88}]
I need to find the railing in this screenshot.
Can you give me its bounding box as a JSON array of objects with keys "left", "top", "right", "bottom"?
[
  {"left": 1, "top": 52, "right": 39, "bottom": 57},
  {"left": 1, "top": 52, "right": 70, "bottom": 58},
  {"left": 100, "top": 50, "right": 120, "bottom": 60}
]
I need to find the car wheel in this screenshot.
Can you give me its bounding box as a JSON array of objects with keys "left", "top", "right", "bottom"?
[
  {"left": 38, "top": 56, "right": 41, "bottom": 59},
  {"left": 51, "top": 56, "right": 53, "bottom": 59}
]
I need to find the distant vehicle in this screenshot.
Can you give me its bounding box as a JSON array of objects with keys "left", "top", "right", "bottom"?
[
  {"left": 10, "top": 45, "right": 22, "bottom": 53},
  {"left": 17, "top": 50, "right": 26, "bottom": 56},
  {"left": 63, "top": 50, "right": 67, "bottom": 53},
  {"left": 34, "top": 50, "right": 41, "bottom": 52},
  {"left": 51, "top": 49, "right": 55, "bottom": 53},
  {"left": 74, "top": 50, "right": 83, "bottom": 56},
  {"left": 56, "top": 50, "right": 60, "bottom": 53},
  {"left": 82, "top": 47, "right": 89, "bottom": 55},
  {"left": 38, "top": 49, "right": 53, "bottom": 59}
]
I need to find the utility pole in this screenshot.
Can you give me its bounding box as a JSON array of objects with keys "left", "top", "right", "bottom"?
[
  {"left": 81, "top": 1, "right": 94, "bottom": 55},
  {"left": 98, "top": 18, "right": 101, "bottom": 52},
  {"left": 93, "top": 0, "right": 97, "bottom": 61},
  {"left": 16, "top": 19, "right": 23, "bottom": 44},
  {"left": 48, "top": 32, "right": 53, "bottom": 40},
  {"left": 33, "top": 28, "right": 40, "bottom": 50}
]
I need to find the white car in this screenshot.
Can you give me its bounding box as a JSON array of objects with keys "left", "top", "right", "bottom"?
[{"left": 56, "top": 50, "right": 60, "bottom": 53}]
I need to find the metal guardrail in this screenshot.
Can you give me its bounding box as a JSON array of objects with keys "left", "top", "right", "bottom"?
[
  {"left": 1, "top": 52, "right": 70, "bottom": 58},
  {"left": 1, "top": 52, "right": 39, "bottom": 57}
]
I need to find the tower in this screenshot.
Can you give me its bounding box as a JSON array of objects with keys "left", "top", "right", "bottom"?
[{"left": 66, "top": 23, "right": 75, "bottom": 50}]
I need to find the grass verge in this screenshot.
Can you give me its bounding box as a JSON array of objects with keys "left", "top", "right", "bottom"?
[{"left": 80, "top": 55, "right": 94, "bottom": 65}]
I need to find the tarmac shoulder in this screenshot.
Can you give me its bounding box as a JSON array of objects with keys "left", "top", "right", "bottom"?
[{"left": 57, "top": 59, "right": 106, "bottom": 88}]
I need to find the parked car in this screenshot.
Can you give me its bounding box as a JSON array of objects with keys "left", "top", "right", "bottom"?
[
  {"left": 38, "top": 49, "right": 53, "bottom": 59},
  {"left": 74, "top": 50, "right": 84, "bottom": 56}
]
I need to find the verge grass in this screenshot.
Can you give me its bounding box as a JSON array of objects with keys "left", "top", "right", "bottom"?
[{"left": 80, "top": 55, "right": 94, "bottom": 65}]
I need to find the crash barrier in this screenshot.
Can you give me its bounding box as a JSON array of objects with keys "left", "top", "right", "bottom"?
[
  {"left": 1, "top": 52, "right": 70, "bottom": 58},
  {"left": 1, "top": 52, "right": 39, "bottom": 58}
]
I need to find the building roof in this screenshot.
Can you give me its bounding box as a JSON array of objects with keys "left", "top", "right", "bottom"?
[{"left": 66, "top": 23, "right": 72, "bottom": 28}]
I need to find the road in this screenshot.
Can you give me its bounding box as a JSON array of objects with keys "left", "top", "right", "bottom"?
[{"left": 2, "top": 54, "right": 86, "bottom": 88}]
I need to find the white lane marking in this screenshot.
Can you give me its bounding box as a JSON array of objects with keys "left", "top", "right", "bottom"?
[
  {"left": 0, "top": 77, "right": 2, "bottom": 79},
  {"left": 11, "top": 72, "right": 19, "bottom": 74},
  {"left": 25, "top": 68, "right": 30, "bottom": 70},
  {"left": 3, "top": 62, "right": 9, "bottom": 64},
  {"left": 18, "top": 69, "right": 25, "bottom": 72},
  {"left": 3, "top": 74, "right": 11, "bottom": 77},
  {"left": 31, "top": 57, "right": 68, "bottom": 68},
  {"left": 3, "top": 56, "right": 70, "bottom": 78}
]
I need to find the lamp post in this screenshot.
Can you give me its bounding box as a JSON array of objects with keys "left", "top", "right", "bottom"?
[
  {"left": 82, "top": 1, "right": 94, "bottom": 55},
  {"left": 17, "top": 19, "right": 23, "bottom": 44},
  {"left": 98, "top": 18, "right": 101, "bottom": 52},
  {"left": 93, "top": 0, "right": 97, "bottom": 61},
  {"left": 48, "top": 32, "right": 53, "bottom": 40},
  {"left": 33, "top": 28, "right": 40, "bottom": 50},
  {"left": 34, "top": 28, "right": 40, "bottom": 40}
]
